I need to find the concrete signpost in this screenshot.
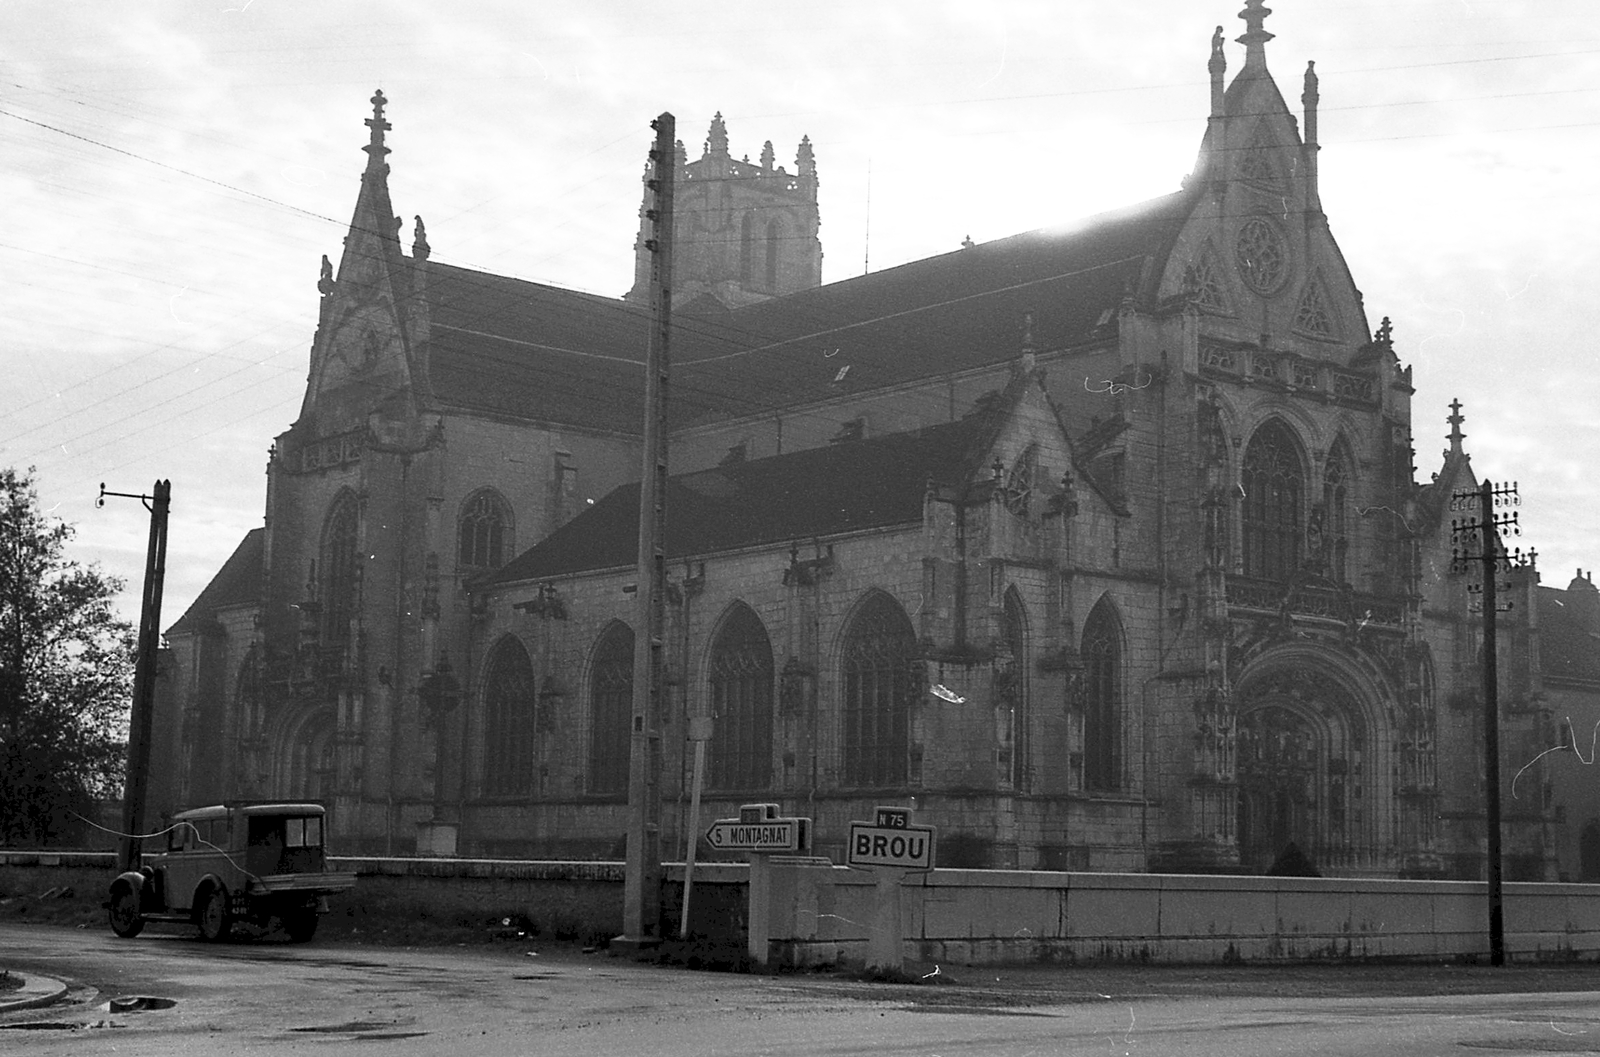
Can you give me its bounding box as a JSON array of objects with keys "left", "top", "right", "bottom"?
[
  {"left": 706, "top": 803, "right": 811, "bottom": 966},
  {"left": 847, "top": 806, "right": 936, "bottom": 972}
]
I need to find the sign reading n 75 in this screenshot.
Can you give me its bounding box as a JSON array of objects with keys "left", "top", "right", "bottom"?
[{"left": 846, "top": 822, "right": 936, "bottom": 870}]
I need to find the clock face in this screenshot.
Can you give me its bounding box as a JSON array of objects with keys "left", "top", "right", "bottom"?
[{"left": 1235, "top": 218, "right": 1288, "bottom": 295}]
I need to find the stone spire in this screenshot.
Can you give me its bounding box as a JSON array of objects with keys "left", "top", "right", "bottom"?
[
  {"left": 363, "top": 89, "right": 391, "bottom": 174},
  {"left": 1236, "top": 0, "right": 1274, "bottom": 69},
  {"left": 1446, "top": 398, "right": 1466, "bottom": 457}
]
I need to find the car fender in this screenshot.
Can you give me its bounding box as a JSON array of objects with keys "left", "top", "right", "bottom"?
[{"left": 110, "top": 870, "right": 146, "bottom": 900}]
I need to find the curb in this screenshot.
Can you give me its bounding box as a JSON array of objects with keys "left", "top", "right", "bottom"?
[{"left": 0, "top": 970, "right": 69, "bottom": 1013}]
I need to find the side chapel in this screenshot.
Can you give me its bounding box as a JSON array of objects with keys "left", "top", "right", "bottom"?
[{"left": 158, "top": 4, "right": 1597, "bottom": 879}]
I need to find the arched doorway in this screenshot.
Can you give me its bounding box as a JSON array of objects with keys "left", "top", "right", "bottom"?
[{"left": 1234, "top": 661, "right": 1373, "bottom": 874}]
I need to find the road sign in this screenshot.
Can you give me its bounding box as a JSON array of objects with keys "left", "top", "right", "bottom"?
[
  {"left": 847, "top": 806, "right": 936, "bottom": 871},
  {"left": 705, "top": 803, "right": 807, "bottom": 853}
]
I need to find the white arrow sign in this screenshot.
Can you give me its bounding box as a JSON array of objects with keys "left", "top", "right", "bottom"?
[{"left": 705, "top": 806, "right": 804, "bottom": 852}]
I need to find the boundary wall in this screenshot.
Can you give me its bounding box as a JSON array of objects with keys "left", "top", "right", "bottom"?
[{"left": 6, "top": 852, "right": 1599, "bottom": 966}]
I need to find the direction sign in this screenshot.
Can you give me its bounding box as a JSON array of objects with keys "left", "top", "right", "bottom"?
[
  {"left": 705, "top": 803, "right": 807, "bottom": 853},
  {"left": 847, "top": 805, "right": 936, "bottom": 871}
]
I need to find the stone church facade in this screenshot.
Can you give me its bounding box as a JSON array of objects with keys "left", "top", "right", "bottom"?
[{"left": 157, "top": 5, "right": 1595, "bottom": 878}]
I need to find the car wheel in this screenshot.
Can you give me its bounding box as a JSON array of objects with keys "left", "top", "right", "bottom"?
[
  {"left": 198, "top": 886, "right": 233, "bottom": 942},
  {"left": 284, "top": 911, "right": 319, "bottom": 943},
  {"left": 108, "top": 885, "right": 145, "bottom": 938}
]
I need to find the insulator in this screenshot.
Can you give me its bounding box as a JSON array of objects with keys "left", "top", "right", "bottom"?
[
  {"left": 647, "top": 179, "right": 660, "bottom": 192},
  {"left": 644, "top": 239, "right": 658, "bottom": 252},
  {"left": 645, "top": 209, "right": 659, "bottom": 221}
]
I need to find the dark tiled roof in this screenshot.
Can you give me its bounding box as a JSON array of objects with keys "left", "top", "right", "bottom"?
[
  {"left": 419, "top": 191, "right": 1194, "bottom": 432},
  {"left": 166, "top": 529, "right": 264, "bottom": 637},
  {"left": 1539, "top": 585, "right": 1600, "bottom": 686},
  {"left": 490, "top": 410, "right": 1007, "bottom": 584}
]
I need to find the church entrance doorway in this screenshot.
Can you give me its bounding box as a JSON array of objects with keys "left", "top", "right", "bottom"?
[{"left": 1234, "top": 667, "right": 1367, "bottom": 874}]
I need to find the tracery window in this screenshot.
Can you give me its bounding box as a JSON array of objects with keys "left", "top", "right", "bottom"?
[
  {"left": 1323, "top": 446, "right": 1350, "bottom": 582},
  {"left": 1000, "top": 589, "right": 1030, "bottom": 790},
  {"left": 840, "top": 593, "right": 917, "bottom": 788},
  {"left": 1001, "top": 444, "right": 1038, "bottom": 516},
  {"left": 1293, "top": 281, "right": 1333, "bottom": 335},
  {"left": 1241, "top": 420, "right": 1306, "bottom": 581},
  {"left": 1235, "top": 218, "right": 1287, "bottom": 295},
  {"left": 321, "top": 492, "right": 359, "bottom": 643},
  {"left": 483, "top": 637, "right": 536, "bottom": 796},
  {"left": 1082, "top": 598, "right": 1123, "bottom": 792},
  {"left": 458, "top": 489, "right": 511, "bottom": 570},
  {"left": 708, "top": 605, "right": 774, "bottom": 791},
  {"left": 587, "top": 623, "right": 634, "bottom": 795}
]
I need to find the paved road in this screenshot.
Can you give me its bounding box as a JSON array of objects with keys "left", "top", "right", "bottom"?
[{"left": 6, "top": 922, "right": 1600, "bottom": 1055}]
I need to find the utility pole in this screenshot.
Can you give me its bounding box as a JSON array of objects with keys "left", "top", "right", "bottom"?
[
  {"left": 616, "top": 113, "right": 675, "bottom": 954},
  {"left": 1451, "top": 472, "right": 1523, "bottom": 967},
  {"left": 101, "top": 480, "right": 171, "bottom": 874}
]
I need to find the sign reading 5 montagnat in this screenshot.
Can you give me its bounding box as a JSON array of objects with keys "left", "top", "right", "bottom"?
[
  {"left": 846, "top": 806, "right": 936, "bottom": 871},
  {"left": 705, "top": 802, "right": 808, "bottom": 853}
]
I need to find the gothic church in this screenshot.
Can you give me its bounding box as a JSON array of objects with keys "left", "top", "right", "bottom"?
[{"left": 158, "top": 4, "right": 1600, "bottom": 881}]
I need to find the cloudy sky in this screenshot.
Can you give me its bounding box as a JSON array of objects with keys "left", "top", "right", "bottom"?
[{"left": 2, "top": 0, "right": 1596, "bottom": 627}]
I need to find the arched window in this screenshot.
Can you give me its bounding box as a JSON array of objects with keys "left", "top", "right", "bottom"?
[
  {"left": 840, "top": 593, "right": 917, "bottom": 787},
  {"left": 708, "top": 605, "right": 774, "bottom": 791},
  {"left": 1241, "top": 420, "right": 1306, "bottom": 581},
  {"left": 1082, "top": 597, "right": 1123, "bottom": 792},
  {"left": 739, "top": 212, "right": 754, "bottom": 284},
  {"left": 1000, "top": 589, "right": 1029, "bottom": 790},
  {"left": 483, "top": 637, "right": 536, "bottom": 796},
  {"left": 1323, "top": 444, "right": 1351, "bottom": 583},
  {"left": 458, "top": 489, "right": 511, "bottom": 570},
  {"left": 765, "top": 219, "right": 782, "bottom": 289},
  {"left": 321, "top": 492, "right": 359, "bottom": 643},
  {"left": 587, "top": 623, "right": 634, "bottom": 795}
]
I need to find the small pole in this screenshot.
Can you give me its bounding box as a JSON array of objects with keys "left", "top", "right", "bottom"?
[
  {"left": 680, "top": 716, "right": 710, "bottom": 939},
  {"left": 102, "top": 480, "right": 171, "bottom": 874}
]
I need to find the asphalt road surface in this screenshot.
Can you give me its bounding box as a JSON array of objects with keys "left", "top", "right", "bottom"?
[{"left": 7, "top": 921, "right": 1600, "bottom": 1055}]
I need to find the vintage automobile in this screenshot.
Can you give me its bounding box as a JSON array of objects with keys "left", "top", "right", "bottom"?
[{"left": 108, "top": 802, "right": 356, "bottom": 942}]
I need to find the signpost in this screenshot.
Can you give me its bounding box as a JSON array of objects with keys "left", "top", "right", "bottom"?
[
  {"left": 846, "top": 807, "right": 937, "bottom": 972},
  {"left": 706, "top": 803, "right": 812, "bottom": 966}
]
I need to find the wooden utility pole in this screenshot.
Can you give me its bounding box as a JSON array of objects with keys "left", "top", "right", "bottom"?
[
  {"left": 102, "top": 480, "right": 171, "bottom": 874},
  {"left": 616, "top": 113, "right": 675, "bottom": 954},
  {"left": 1451, "top": 473, "right": 1522, "bottom": 967}
]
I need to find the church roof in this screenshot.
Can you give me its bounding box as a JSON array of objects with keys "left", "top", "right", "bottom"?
[
  {"left": 166, "top": 528, "right": 264, "bottom": 637},
  {"left": 418, "top": 190, "right": 1193, "bottom": 434},
  {"left": 489, "top": 407, "right": 1009, "bottom": 584}
]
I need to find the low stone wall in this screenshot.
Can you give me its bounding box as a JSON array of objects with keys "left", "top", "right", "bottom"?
[
  {"left": 759, "top": 863, "right": 1600, "bottom": 966},
  {"left": 7, "top": 851, "right": 1598, "bottom": 967}
]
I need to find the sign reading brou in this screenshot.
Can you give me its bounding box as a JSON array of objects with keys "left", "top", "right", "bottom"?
[{"left": 846, "top": 806, "right": 936, "bottom": 871}]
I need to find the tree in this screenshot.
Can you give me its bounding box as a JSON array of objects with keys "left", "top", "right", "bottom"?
[{"left": 0, "top": 467, "right": 134, "bottom": 846}]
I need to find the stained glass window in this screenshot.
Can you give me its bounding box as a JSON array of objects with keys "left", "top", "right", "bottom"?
[
  {"left": 1082, "top": 598, "right": 1122, "bottom": 791},
  {"left": 587, "top": 623, "right": 634, "bottom": 795},
  {"left": 484, "top": 637, "right": 536, "bottom": 796},
  {"left": 840, "top": 593, "right": 917, "bottom": 787},
  {"left": 708, "top": 606, "right": 774, "bottom": 790},
  {"left": 458, "top": 489, "right": 510, "bottom": 569},
  {"left": 1241, "top": 420, "right": 1305, "bottom": 581}
]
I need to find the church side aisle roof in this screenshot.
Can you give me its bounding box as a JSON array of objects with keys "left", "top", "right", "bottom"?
[
  {"left": 488, "top": 408, "right": 1009, "bottom": 584},
  {"left": 418, "top": 190, "right": 1193, "bottom": 433},
  {"left": 165, "top": 528, "right": 264, "bottom": 637}
]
